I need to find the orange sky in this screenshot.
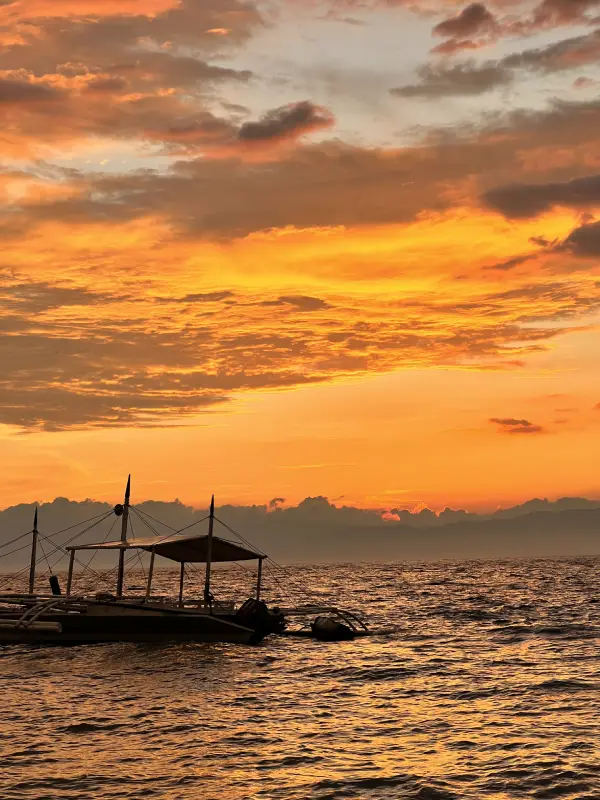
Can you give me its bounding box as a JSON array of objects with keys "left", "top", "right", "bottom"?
[{"left": 1, "top": 0, "right": 600, "bottom": 511}]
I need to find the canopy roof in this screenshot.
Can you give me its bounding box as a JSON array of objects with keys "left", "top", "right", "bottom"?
[{"left": 68, "top": 533, "right": 264, "bottom": 563}]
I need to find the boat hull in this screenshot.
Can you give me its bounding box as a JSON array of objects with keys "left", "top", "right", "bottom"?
[{"left": 0, "top": 601, "right": 256, "bottom": 645}]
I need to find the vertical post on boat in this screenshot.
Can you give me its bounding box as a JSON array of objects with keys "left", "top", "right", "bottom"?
[
  {"left": 145, "top": 549, "right": 155, "bottom": 600},
  {"left": 28, "top": 507, "right": 38, "bottom": 595},
  {"left": 178, "top": 562, "right": 185, "bottom": 607},
  {"left": 116, "top": 475, "right": 131, "bottom": 597},
  {"left": 256, "top": 557, "right": 263, "bottom": 601},
  {"left": 204, "top": 494, "right": 214, "bottom": 609},
  {"left": 66, "top": 549, "right": 75, "bottom": 595}
]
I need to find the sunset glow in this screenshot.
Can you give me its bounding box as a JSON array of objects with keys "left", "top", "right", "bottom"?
[{"left": 2, "top": 0, "right": 600, "bottom": 511}]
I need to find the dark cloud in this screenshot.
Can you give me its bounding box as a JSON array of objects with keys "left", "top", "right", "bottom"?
[
  {"left": 434, "top": 3, "right": 497, "bottom": 38},
  {"left": 391, "top": 62, "right": 511, "bottom": 97},
  {"left": 442, "top": 0, "right": 600, "bottom": 47},
  {"left": 483, "top": 173, "right": 600, "bottom": 218},
  {"left": 502, "top": 29, "right": 600, "bottom": 73},
  {"left": 274, "top": 296, "right": 332, "bottom": 311},
  {"left": 530, "top": 235, "right": 558, "bottom": 248},
  {"left": 484, "top": 253, "right": 536, "bottom": 271},
  {"left": 6, "top": 96, "right": 600, "bottom": 238},
  {"left": 148, "top": 101, "right": 334, "bottom": 155},
  {"left": 530, "top": 0, "right": 600, "bottom": 28},
  {"left": 84, "top": 76, "right": 129, "bottom": 94},
  {"left": 0, "top": 0, "right": 262, "bottom": 155},
  {"left": 432, "top": 3, "right": 498, "bottom": 54},
  {"left": 395, "top": 28, "right": 600, "bottom": 98},
  {"left": 490, "top": 418, "right": 545, "bottom": 434},
  {"left": 0, "top": 78, "right": 63, "bottom": 104},
  {"left": 237, "top": 101, "right": 335, "bottom": 143},
  {"left": 561, "top": 220, "right": 600, "bottom": 257}
]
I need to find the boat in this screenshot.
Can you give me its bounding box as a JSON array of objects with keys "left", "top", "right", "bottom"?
[
  {"left": 0, "top": 477, "right": 368, "bottom": 646},
  {"left": 0, "top": 478, "right": 285, "bottom": 645}
]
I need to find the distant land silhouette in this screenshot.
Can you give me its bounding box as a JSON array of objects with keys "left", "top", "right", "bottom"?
[{"left": 1, "top": 496, "right": 600, "bottom": 568}]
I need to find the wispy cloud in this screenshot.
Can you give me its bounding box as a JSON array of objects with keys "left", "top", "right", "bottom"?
[{"left": 490, "top": 418, "right": 545, "bottom": 434}]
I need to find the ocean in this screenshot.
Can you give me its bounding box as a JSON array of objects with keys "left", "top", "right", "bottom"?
[{"left": 1, "top": 558, "right": 600, "bottom": 799}]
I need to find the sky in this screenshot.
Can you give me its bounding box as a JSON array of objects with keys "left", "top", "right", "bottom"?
[{"left": 1, "top": 0, "right": 600, "bottom": 512}]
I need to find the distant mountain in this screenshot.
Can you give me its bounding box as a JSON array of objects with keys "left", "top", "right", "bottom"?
[{"left": 0, "top": 495, "right": 599, "bottom": 570}]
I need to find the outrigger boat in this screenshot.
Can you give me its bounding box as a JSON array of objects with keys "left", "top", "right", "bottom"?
[{"left": 0, "top": 478, "right": 369, "bottom": 645}]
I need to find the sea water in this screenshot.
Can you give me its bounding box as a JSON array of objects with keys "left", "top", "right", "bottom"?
[{"left": 1, "top": 559, "right": 600, "bottom": 799}]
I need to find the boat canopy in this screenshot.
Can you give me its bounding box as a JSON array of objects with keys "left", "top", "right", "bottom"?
[{"left": 67, "top": 532, "right": 264, "bottom": 564}]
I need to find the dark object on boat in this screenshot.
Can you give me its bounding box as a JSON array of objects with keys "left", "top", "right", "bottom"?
[
  {"left": 49, "top": 575, "right": 61, "bottom": 596},
  {"left": 311, "top": 615, "right": 355, "bottom": 641},
  {"left": 236, "top": 598, "right": 286, "bottom": 643}
]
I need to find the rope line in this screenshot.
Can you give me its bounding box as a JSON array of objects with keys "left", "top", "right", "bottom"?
[
  {"left": 0, "top": 529, "right": 34, "bottom": 552},
  {"left": 0, "top": 510, "right": 115, "bottom": 591},
  {"left": 130, "top": 506, "right": 178, "bottom": 532}
]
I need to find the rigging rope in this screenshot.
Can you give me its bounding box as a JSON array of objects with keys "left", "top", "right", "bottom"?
[
  {"left": 130, "top": 506, "right": 178, "bottom": 532},
  {"left": 213, "top": 515, "right": 325, "bottom": 605},
  {"left": 0, "top": 529, "right": 35, "bottom": 552},
  {"left": 36, "top": 535, "right": 54, "bottom": 574},
  {"left": 0, "top": 510, "right": 114, "bottom": 591}
]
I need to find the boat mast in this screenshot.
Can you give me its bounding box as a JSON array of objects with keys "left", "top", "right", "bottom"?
[
  {"left": 115, "top": 475, "right": 131, "bottom": 597},
  {"left": 204, "top": 494, "right": 214, "bottom": 607},
  {"left": 28, "top": 507, "right": 38, "bottom": 595},
  {"left": 256, "top": 557, "right": 263, "bottom": 601}
]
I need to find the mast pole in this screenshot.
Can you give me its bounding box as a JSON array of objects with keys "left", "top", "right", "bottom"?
[
  {"left": 178, "top": 562, "right": 185, "bottom": 607},
  {"left": 145, "top": 549, "right": 156, "bottom": 600},
  {"left": 116, "top": 475, "right": 131, "bottom": 597},
  {"left": 66, "top": 550, "right": 75, "bottom": 595},
  {"left": 204, "top": 495, "right": 214, "bottom": 608},
  {"left": 28, "top": 507, "right": 38, "bottom": 595},
  {"left": 256, "top": 557, "right": 263, "bottom": 601}
]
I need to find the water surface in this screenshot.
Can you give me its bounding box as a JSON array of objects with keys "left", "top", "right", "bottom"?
[{"left": 2, "top": 559, "right": 600, "bottom": 799}]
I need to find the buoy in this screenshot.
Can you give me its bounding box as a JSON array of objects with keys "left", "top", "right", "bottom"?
[{"left": 311, "top": 615, "right": 355, "bottom": 641}]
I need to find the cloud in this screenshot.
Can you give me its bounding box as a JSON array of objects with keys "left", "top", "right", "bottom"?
[
  {"left": 1, "top": 230, "right": 598, "bottom": 431},
  {"left": 238, "top": 101, "right": 335, "bottom": 144},
  {"left": 15, "top": 92, "right": 600, "bottom": 240},
  {"left": 1, "top": 48, "right": 600, "bottom": 432},
  {"left": 483, "top": 173, "right": 600, "bottom": 218},
  {"left": 268, "top": 296, "right": 332, "bottom": 311},
  {"left": 484, "top": 253, "right": 537, "bottom": 271},
  {"left": 394, "top": 29, "right": 600, "bottom": 98},
  {"left": 434, "top": 3, "right": 497, "bottom": 38},
  {"left": 435, "top": 0, "right": 600, "bottom": 51},
  {"left": 561, "top": 220, "right": 600, "bottom": 257},
  {"left": 148, "top": 101, "right": 335, "bottom": 157},
  {"left": 490, "top": 418, "right": 545, "bottom": 434},
  {"left": 0, "top": 0, "right": 179, "bottom": 19},
  {"left": 0, "top": 0, "right": 264, "bottom": 156},
  {"left": 0, "top": 77, "right": 64, "bottom": 104},
  {"left": 392, "top": 62, "right": 511, "bottom": 97},
  {"left": 529, "top": 0, "right": 600, "bottom": 29},
  {"left": 432, "top": 2, "right": 499, "bottom": 54}
]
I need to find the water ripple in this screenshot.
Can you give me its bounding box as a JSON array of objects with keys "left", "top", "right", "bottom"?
[{"left": 2, "top": 558, "right": 600, "bottom": 799}]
